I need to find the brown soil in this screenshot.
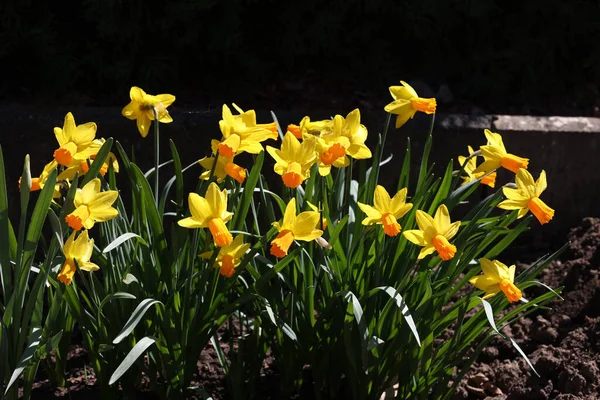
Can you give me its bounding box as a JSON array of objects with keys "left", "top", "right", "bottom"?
[
  {"left": 26, "top": 218, "right": 600, "bottom": 399},
  {"left": 457, "top": 217, "right": 600, "bottom": 400}
]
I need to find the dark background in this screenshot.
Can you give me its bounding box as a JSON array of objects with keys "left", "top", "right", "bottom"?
[{"left": 1, "top": 0, "right": 599, "bottom": 115}]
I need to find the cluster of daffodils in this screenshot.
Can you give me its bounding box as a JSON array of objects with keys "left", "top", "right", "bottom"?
[
  {"left": 26, "top": 112, "right": 122, "bottom": 284},
  {"left": 32, "top": 80, "right": 555, "bottom": 311}
]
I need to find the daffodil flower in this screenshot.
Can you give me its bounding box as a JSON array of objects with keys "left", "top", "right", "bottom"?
[
  {"left": 469, "top": 258, "right": 522, "bottom": 303},
  {"left": 53, "top": 112, "right": 103, "bottom": 166},
  {"left": 58, "top": 151, "right": 120, "bottom": 181},
  {"left": 498, "top": 168, "right": 554, "bottom": 224},
  {"left": 266, "top": 132, "right": 317, "bottom": 188},
  {"left": 458, "top": 146, "right": 496, "bottom": 188},
  {"left": 270, "top": 198, "right": 323, "bottom": 258},
  {"left": 200, "top": 235, "right": 250, "bottom": 277},
  {"left": 57, "top": 230, "right": 100, "bottom": 285},
  {"left": 315, "top": 118, "right": 351, "bottom": 176},
  {"left": 403, "top": 204, "right": 461, "bottom": 260},
  {"left": 337, "top": 109, "right": 372, "bottom": 161},
  {"left": 217, "top": 104, "right": 278, "bottom": 157},
  {"left": 199, "top": 140, "right": 247, "bottom": 184},
  {"left": 474, "top": 130, "right": 529, "bottom": 174},
  {"left": 287, "top": 117, "right": 334, "bottom": 140},
  {"left": 65, "top": 178, "right": 119, "bottom": 230},
  {"left": 357, "top": 186, "right": 412, "bottom": 237},
  {"left": 178, "top": 182, "right": 234, "bottom": 247},
  {"left": 121, "top": 86, "right": 176, "bottom": 137},
  {"left": 384, "top": 81, "right": 437, "bottom": 129}
]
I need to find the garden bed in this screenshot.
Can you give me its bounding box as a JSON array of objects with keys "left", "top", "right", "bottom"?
[{"left": 24, "top": 218, "right": 600, "bottom": 399}]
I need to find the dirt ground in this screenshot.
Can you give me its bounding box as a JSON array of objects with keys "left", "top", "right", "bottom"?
[{"left": 26, "top": 218, "right": 600, "bottom": 399}]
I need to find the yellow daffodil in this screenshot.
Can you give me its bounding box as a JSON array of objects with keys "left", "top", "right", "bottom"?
[
  {"left": 403, "top": 204, "right": 461, "bottom": 260},
  {"left": 474, "top": 130, "right": 529, "bottom": 174},
  {"left": 199, "top": 140, "right": 247, "bottom": 184},
  {"left": 315, "top": 119, "right": 350, "bottom": 176},
  {"left": 58, "top": 230, "right": 100, "bottom": 285},
  {"left": 357, "top": 186, "right": 412, "bottom": 237},
  {"left": 53, "top": 112, "right": 103, "bottom": 166},
  {"left": 458, "top": 146, "right": 496, "bottom": 188},
  {"left": 65, "top": 178, "right": 119, "bottom": 230},
  {"left": 121, "top": 86, "right": 176, "bottom": 137},
  {"left": 338, "top": 109, "right": 372, "bottom": 159},
  {"left": 200, "top": 235, "right": 250, "bottom": 277},
  {"left": 498, "top": 168, "right": 554, "bottom": 224},
  {"left": 266, "top": 132, "right": 317, "bottom": 188},
  {"left": 270, "top": 198, "right": 323, "bottom": 258},
  {"left": 287, "top": 117, "right": 334, "bottom": 140},
  {"left": 217, "top": 104, "right": 278, "bottom": 157},
  {"left": 178, "top": 182, "right": 234, "bottom": 247},
  {"left": 384, "top": 81, "right": 437, "bottom": 129},
  {"left": 469, "top": 258, "right": 522, "bottom": 303},
  {"left": 58, "top": 151, "right": 120, "bottom": 182}
]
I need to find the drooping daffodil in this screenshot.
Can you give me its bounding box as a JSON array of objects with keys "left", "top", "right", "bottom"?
[
  {"left": 458, "top": 145, "right": 496, "bottom": 188},
  {"left": 498, "top": 168, "right": 554, "bottom": 224},
  {"left": 357, "top": 186, "right": 413, "bottom": 237},
  {"left": 270, "top": 198, "right": 323, "bottom": 258},
  {"left": 266, "top": 132, "right": 317, "bottom": 188},
  {"left": 384, "top": 81, "right": 437, "bottom": 129},
  {"left": 121, "top": 86, "right": 176, "bottom": 137},
  {"left": 469, "top": 258, "right": 522, "bottom": 303},
  {"left": 178, "top": 182, "right": 234, "bottom": 247},
  {"left": 57, "top": 230, "right": 100, "bottom": 285},
  {"left": 474, "top": 129, "right": 529, "bottom": 174},
  {"left": 65, "top": 178, "right": 119, "bottom": 230},
  {"left": 403, "top": 204, "right": 461, "bottom": 261},
  {"left": 199, "top": 140, "right": 247, "bottom": 184},
  {"left": 287, "top": 116, "right": 333, "bottom": 140},
  {"left": 200, "top": 235, "right": 250, "bottom": 278}
]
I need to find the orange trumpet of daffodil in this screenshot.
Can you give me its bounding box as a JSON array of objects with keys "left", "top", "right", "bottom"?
[
  {"left": 469, "top": 258, "right": 522, "bottom": 303},
  {"left": 403, "top": 204, "right": 461, "bottom": 261},
  {"left": 53, "top": 112, "right": 103, "bottom": 166},
  {"left": 121, "top": 86, "right": 176, "bottom": 137},
  {"left": 270, "top": 198, "right": 323, "bottom": 258},
  {"left": 65, "top": 178, "right": 119, "bottom": 230},
  {"left": 217, "top": 104, "right": 278, "bottom": 157},
  {"left": 200, "top": 235, "right": 250, "bottom": 278},
  {"left": 458, "top": 146, "right": 496, "bottom": 188},
  {"left": 498, "top": 168, "right": 554, "bottom": 224},
  {"left": 474, "top": 130, "right": 529, "bottom": 174},
  {"left": 384, "top": 81, "right": 436, "bottom": 129},
  {"left": 57, "top": 230, "right": 100, "bottom": 285},
  {"left": 178, "top": 182, "right": 234, "bottom": 247},
  {"left": 266, "top": 132, "right": 317, "bottom": 188},
  {"left": 357, "top": 186, "right": 413, "bottom": 237},
  {"left": 287, "top": 116, "right": 334, "bottom": 140}
]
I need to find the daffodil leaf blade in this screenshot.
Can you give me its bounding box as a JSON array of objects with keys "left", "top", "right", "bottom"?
[
  {"left": 0, "top": 145, "right": 13, "bottom": 298},
  {"left": 102, "top": 233, "right": 147, "bottom": 253},
  {"left": 109, "top": 336, "right": 156, "bottom": 385},
  {"left": 81, "top": 137, "right": 113, "bottom": 187},
  {"left": 113, "top": 298, "right": 163, "bottom": 344}
]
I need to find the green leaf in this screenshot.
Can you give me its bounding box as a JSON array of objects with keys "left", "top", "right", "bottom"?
[
  {"left": 232, "top": 151, "right": 264, "bottom": 230},
  {"left": 109, "top": 336, "right": 156, "bottom": 385},
  {"left": 373, "top": 286, "right": 421, "bottom": 346},
  {"left": 102, "top": 233, "right": 147, "bottom": 253},
  {"left": 5, "top": 327, "right": 42, "bottom": 394},
  {"left": 99, "top": 292, "right": 137, "bottom": 312},
  {"left": 81, "top": 138, "right": 114, "bottom": 186},
  {"left": 0, "top": 145, "right": 12, "bottom": 300},
  {"left": 113, "top": 299, "right": 162, "bottom": 344}
]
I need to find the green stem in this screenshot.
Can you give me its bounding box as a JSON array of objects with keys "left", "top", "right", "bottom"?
[{"left": 152, "top": 108, "right": 160, "bottom": 205}]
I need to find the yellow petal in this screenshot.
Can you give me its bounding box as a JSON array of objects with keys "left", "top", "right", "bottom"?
[
  {"left": 187, "top": 192, "right": 212, "bottom": 226},
  {"left": 373, "top": 185, "right": 391, "bottom": 213},
  {"left": 497, "top": 198, "right": 528, "bottom": 211},
  {"left": 79, "top": 261, "right": 100, "bottom": 272},
  {"left": 130, "top": 86, "right": 146, "bottom": 102},
  {"left": 79, "top": 179, "right": 101, "bottom": 205},
  {"left": 442, "top": 221, "right": 461, "bottom": 240},
  {"left": 122, "top": 101, "right": 140, "bottom": 119},
  {"left": 137, "top": 115, "right": 152, "bottom": 138},
  {"left": 502, "top": 187, "right": 529, "bottom": 201},
  {"left": 434, "top": 205, "right": 451, "bottom": 234},
  {"left": 535, "top": 170, "right": 547, "bottom": 197},
  {"left": 415, "top": 210, "right": 436, "bottom": 233},
  {"left": 469, "top": 275, "right": 500, "bottom": 292},
  {"left": 480, "top": 258, "right": 510, "bottom": 281},
  {"left": 515, "top": 168, "right": 536, "bottom": 197},
  {"left": 281, "top": 198, "right": 297, "bottom": 230},
  {"left": 292, "top": 211, "right": 322, "bottom": 238},
  {"left": 178, "top": 216, "right": 204, "bottom": 229},
  {"left": 417, "top": 245, "right": 436, "bottom": 259},
  {"left": 155, "top": 94, "right": 176, "bottom": 108},
  {"left": 358, "top": 202, "right": 382, "bottom": 225},
  {"left": 403, "top": 230, "right": 426, "bottom": 246}
]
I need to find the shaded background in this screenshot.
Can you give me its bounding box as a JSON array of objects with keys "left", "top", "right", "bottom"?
[{"left": 1, "top": 0, "right": 600, "bottom": 115}]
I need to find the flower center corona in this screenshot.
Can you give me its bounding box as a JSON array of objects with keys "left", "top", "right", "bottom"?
[
  {"left": 499, "top": 279, "right": 522, "bottom": 303},
  {"left": 208, "top": 218, "right": 233, "bottom": 247},
  {"left": 270, "top": 230, "right": 295, "bottom": 258},
  {"left": 527, "top": 197, "right": 554, "bottom": 225},
  {"left": 432, "top": 234, "right": 457, "bottom": 261},
  {"left": 381, "top": 213, "right": 401, "bottom": 237},
  {"left": 410, "top": 98, "right": 437, "bottom": 114},
  {"left": 500, "top": 154, "right": 529, "bottom": 173},
  {"left": 282, "top": 162, "right": 303, "bottom": 188}
]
